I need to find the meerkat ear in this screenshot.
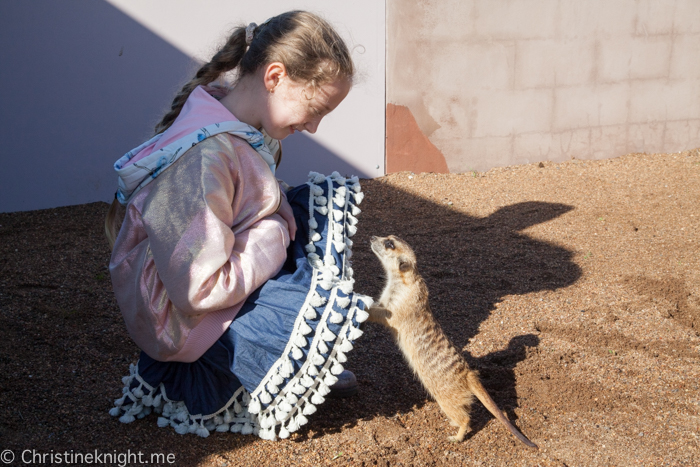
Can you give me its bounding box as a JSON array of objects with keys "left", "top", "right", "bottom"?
[{"left": 398, "top": 259, "right": 411, "bottom": 272}]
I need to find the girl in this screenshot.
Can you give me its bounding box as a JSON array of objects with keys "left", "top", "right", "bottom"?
[{"left": 106, "top": 11, "right": 371, "bottom": 440}]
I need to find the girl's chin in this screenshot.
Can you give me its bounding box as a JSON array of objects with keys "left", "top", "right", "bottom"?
[
  {"left": 263, "top": 129, "right": 290, "bottom": 141},
  {"left": 277, "top": 127, "right": 296, "bottom": 140}
]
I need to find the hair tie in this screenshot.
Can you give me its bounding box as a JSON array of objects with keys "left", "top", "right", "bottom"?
[{"left": 245, "top": 23, "right": 257, "bottom": 45}]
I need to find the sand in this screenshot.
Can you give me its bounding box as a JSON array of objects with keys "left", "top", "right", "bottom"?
[{"left": 1, "top": 149, "right": 698, "bottom": 466}]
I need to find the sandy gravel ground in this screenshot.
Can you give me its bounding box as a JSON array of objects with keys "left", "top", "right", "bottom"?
[{"left": 1, "top": 149, "right": 699, "bottom": 466}]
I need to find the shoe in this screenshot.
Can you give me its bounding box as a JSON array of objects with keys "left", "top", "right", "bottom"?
[{"left": 328, "top": 370, "right": 358, "bottom": 398}]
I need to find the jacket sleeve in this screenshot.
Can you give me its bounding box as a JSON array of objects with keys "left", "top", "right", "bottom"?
[{"left": 140, "top": 137, "right": 290, "bottom": 316}]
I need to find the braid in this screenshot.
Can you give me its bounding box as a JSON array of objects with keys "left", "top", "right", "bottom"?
[{"left": 154, "top": 27, "right": 248, "bottom": 134}]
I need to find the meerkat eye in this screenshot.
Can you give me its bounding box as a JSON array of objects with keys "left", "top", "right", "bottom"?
[{"left": 384, "top": 239, "right": 395, "bottom": 250}]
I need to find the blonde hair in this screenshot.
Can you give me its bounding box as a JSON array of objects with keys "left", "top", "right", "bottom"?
[{"left": 106, "top": 10, "right": 355, "bottom": 248}]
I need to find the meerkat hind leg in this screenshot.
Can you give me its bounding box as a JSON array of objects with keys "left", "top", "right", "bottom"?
[
  {"left": 444, "top": 406, "right": 471, "bottom": 443},
  {"left": 448, "top": 424, "right": 469, "bottom": 443}
]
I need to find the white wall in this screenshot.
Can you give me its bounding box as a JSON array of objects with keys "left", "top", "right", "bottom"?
[
  {"left": 0, "top": 1, "right": 385, "bottom": 213},
  {"left": 107, "top": 0, "right": 386, "bottom": 185}
]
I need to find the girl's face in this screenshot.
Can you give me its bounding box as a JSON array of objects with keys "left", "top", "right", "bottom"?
[{"left": 262, "top": 76, "right": 351, "bottom": 141}]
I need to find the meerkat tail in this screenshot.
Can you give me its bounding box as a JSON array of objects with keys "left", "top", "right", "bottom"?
[{"left": 466, "top": 371, "right": 538, "bottom": 449}]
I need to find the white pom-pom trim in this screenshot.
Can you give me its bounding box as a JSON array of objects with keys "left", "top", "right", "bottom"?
[
  {"left": 340, "top": 340, "right": 354, "bottom": 352},
  {"left": 324, "top": 373, "right": 339, "bottom": 386},
  {"left": 317, "top": 341, "right": 329, "bottom": 355},
  {"left": 321, "top": 328, "right": 336, "bottom": 342},
  {"left": 348, "top": 326, "right": 364, "bottom": 340},
  {"left": 259, "top": 391, "right": 272, "bottom": 404},
  {"left": 248, "top": 398, "right": 261, "bottom": 414},
  {"left": 304, "top": 307, "right": 317, "bottom": 320},
  {"left": 329, "top": 311, "right": 343, "bottom": 324},
  {"left": 311, "top": 393, "right": 325, "bottom": 405},
  {"left": 311, "top": 353, "right": 325, "bottom": 366},
  {"left": 355, "top": 308, "right": 370, "bottom": 323}
]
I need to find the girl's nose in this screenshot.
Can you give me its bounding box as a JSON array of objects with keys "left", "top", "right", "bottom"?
[{"left": 305, "top": 119, "right": 320, "bottom": 134}]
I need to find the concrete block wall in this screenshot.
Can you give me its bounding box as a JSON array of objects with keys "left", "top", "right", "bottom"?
[{"left": 386, "top": 0, "right": 700, "bottom": 173}]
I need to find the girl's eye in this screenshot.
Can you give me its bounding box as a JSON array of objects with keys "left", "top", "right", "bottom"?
[{"left": 309, "top": 105, "right": 322, "bottom": 117}]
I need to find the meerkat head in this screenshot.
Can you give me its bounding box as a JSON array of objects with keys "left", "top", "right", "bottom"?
[{"left": 370, "top": 235, "right": 417, "bottom": 275}]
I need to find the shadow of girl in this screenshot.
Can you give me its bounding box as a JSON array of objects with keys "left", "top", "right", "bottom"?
[
  {"left": 462, "top": 333, "right": 540, "bottom": 442},
  {"left": 292, "top": 188, "right": 582, "bottom": 439}
]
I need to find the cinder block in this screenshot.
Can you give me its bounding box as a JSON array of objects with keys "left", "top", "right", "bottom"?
[
  {"left": 664, "top": 120, "right": 700, "bottom": 151},
  {"left": 598, "top": 36, "right": 672, "bottom": 83},
  {"left": 597, "top": 38, "right": 634, "bottom": 83},
  {"left": 628, "top": 36, "right": 673, "bottom": 79},
  {"left": 554, "top": 84, "right": 629, "bottom": 131},
  {"left": 628, "top": 122, "right": 666, "bottom": 153},
  {"left": 416, "top": 1, "right": 477, "bottom": 41},
  {"left": 516, "top": 39, "right": 595, "bottom": 89},
  {"left": 428, "top": 95, "right": 478, "bottom": 139},
  {"left": 670, "top": 34, "right": 700, "bottom": 80},
  {"left": 387, "top": 37, "right": 434, "bottom": 102},
  {"left": 472, "top": 89, "right": 553, "bottom": 138},
  {"left": 673, "top": 0, "right": 700, "bottom": 33},
  {"left": 514, "top": 129, "right": 596, "bottom": 163},
  {"left": 444, "top": 135, "right": 514, "bottom": 173},
  {"left": 554, "top": 128, "right": 593, "bottom": 160},
  {"left": 513, "top": 132, "right": 555, "bottom": 164},
  {"left": 474, "top": 0, "right": 558, "bottom": 40},
  {"left": 559, "top": 0, "right": 637, "bottom": 39},
  {"left": 590, "top": 124, "right": 630, "bottom": 159},
  {"left": 431, "top": 41, "right": 514, "bottom": 92},
  {"left": 630, "top": 79, "right": 700, "bottom": 123},
  {"left": 634, "top": 0, "right": 675, "bottom": 36}
]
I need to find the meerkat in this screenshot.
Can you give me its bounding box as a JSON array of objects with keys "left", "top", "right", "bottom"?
[{"left": 368, "top": 235, "right": 537, "bottom": 448}]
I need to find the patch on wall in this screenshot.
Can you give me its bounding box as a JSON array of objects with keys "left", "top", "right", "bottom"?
[{"left": 386, "top": 103, "right": 449, "bottom": 174}]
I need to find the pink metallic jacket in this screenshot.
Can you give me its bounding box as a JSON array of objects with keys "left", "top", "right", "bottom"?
[{"left": 110, "top": 88, "right": 290, "bottom": 363}]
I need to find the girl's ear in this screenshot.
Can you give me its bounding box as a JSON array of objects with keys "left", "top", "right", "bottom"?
[{"left": 263, "top": 62, "right": 287, "bottom": 93}]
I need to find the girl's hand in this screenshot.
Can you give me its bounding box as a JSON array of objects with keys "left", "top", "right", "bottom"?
[{"left": 276, "top": 195, "right": 297, "bottom": 241}]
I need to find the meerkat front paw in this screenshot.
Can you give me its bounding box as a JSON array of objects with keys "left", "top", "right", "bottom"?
[{"left": 367, "top": 304, "right": 391, "bottom": 326}]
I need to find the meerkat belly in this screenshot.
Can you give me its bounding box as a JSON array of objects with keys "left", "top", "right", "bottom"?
[{"left": 397, "top": 316, "right": 469, "bottom": 393}]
